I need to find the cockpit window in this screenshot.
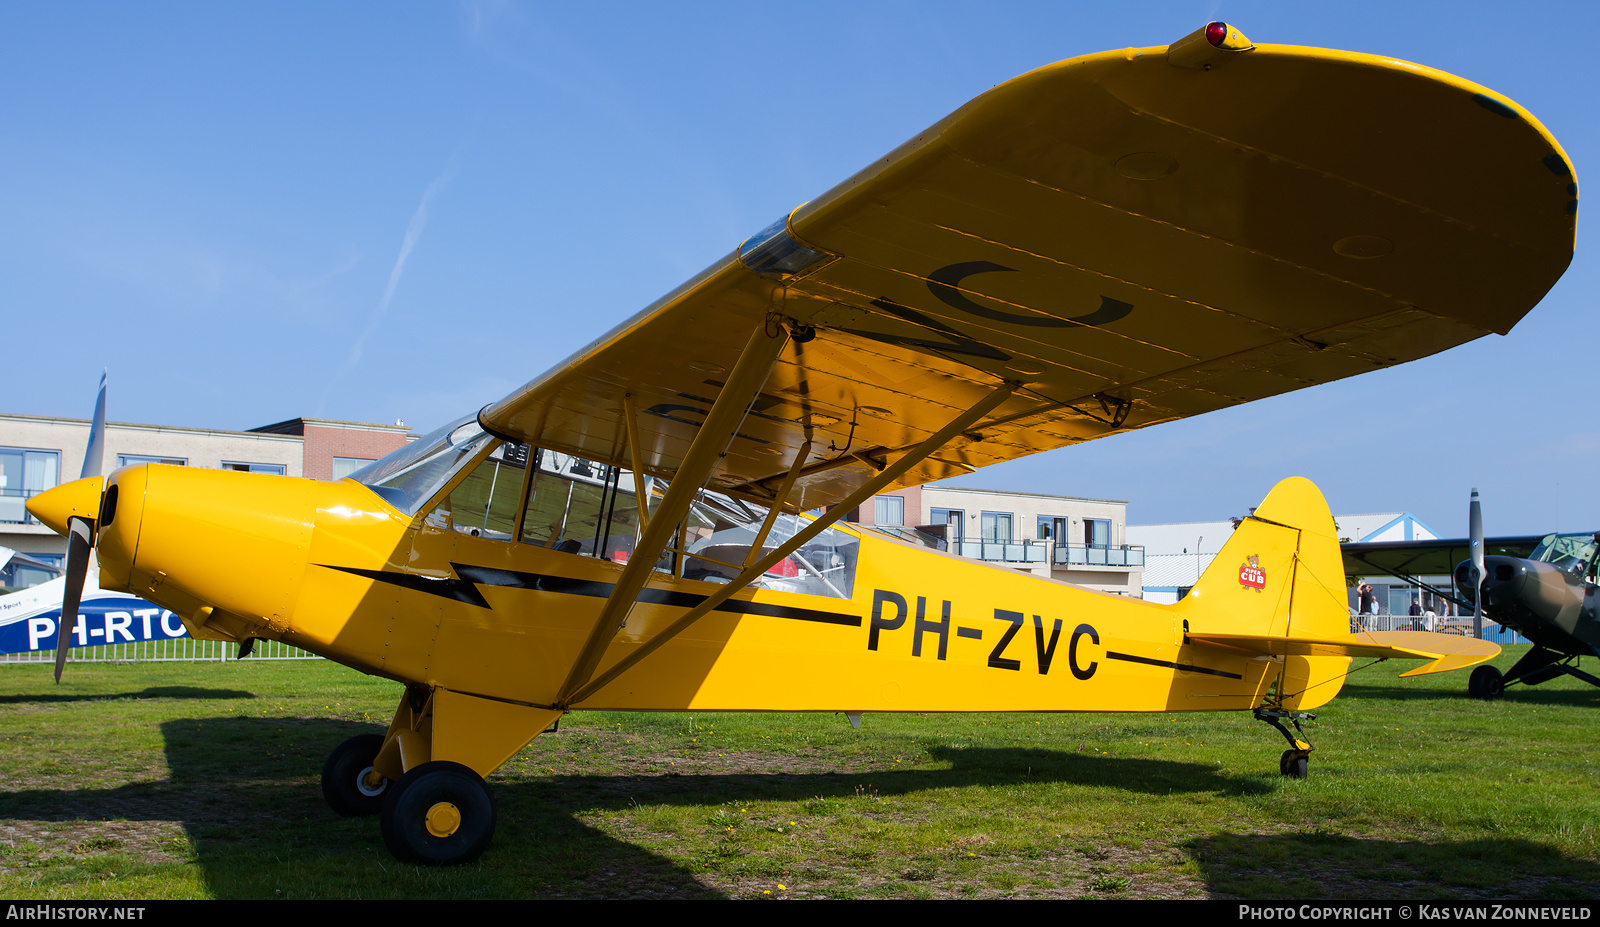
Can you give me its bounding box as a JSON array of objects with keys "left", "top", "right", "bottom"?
[
  {"left": 680, "top": 494, "right": 858, "bottom": 599},
  {"left": 516, "top": 445, "right": 858, "bottom": 598},
  {"left": 424, "top": 442, "right": 529, "bottom": 539},
  {"left": 1530, "top": 532, "right": 1599, "bottom": 576},
  {"left": 349, "top": 416, "right": 492, "bottom": 516}
]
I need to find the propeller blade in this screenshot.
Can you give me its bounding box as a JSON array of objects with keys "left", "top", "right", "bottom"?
[
  {"left": 53, "top": 515, "right": 93, "bottom": 683},
  {"left": 80, "top": 371, "right": 107, "bottom": 480},
  {"left": 1469, "top": 488, "right": 1485, "bottom": 640}
]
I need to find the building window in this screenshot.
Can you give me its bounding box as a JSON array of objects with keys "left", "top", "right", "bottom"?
[
  {"left": 332, "top": 457, "right": 374, "bottom": 480},
  {"left": 1084, "top": 518, "right": 1111, "bottom": 548},
  {"left": 223, "top": 462, "right": 287, "bottom": 475},
  {"left": 981, "top": 511, "right": 1013, "bottom": 541},
  {"left": 1037, "top": 515, "right": 1067, "bottom": 540},
  {"left": 117, "top": 454, "right": 186, "bottom": 467},
  {"left": 0, "top": 447, "right": 60, "bottom": 525},
  {"left": 874, "top": 495, "right": 904, "bottom": 526}
]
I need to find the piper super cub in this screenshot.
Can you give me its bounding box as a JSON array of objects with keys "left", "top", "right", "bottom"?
[{"left": 28, "top": 24, "right": 1575, "bottom": 864}]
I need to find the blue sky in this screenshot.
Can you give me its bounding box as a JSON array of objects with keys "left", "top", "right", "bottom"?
[{"left": 3, "top": 2, "right": 1595, "bottom": 537}]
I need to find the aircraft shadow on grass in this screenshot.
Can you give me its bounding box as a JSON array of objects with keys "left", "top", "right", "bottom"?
[
  {"left": 1184, "top": 831, "right": 1600, "bottom": 899},
  {"left": 1, "top": 715, "right": 1593, "bottom": 898},
  {"left": 0, "top": 686, "right": 255, "bottom": 706},
  {"left": 1340, "top": 680, "right": 1600, "bottom": 706}
]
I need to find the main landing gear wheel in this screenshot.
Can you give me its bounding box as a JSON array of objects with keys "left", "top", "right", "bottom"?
[
  {"left": 321, "top": 734, "right": 389, "bottom": 816},
  {"left": 380, "top": 761, "right": 496, "bottom": 865},
  {"left": 1469, "top": 665, "right": 1506, "bottom": 700},
  {"left": 1279, "top": 750, "right": 1309, "bottom": 779}
]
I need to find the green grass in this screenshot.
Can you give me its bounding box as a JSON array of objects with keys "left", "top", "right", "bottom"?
[{"left": 0, "top": 646, "right": 1596, "bottom": 899}]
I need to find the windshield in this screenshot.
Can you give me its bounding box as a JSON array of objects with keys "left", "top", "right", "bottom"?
[
  {"left": 348, "top": 415, "right": 492, "bottom": 515},
  {"left": 1529, "top": 532, "right": 1598, "bottom": 576}
]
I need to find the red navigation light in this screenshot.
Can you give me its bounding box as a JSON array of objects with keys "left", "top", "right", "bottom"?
[{"left": 1205, "top": 22, "right": 1230, "bottom": 46}]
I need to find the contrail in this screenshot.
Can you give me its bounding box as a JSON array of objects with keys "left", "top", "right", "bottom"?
[{"left": 319, "top": 158, "right": 457, "bottom": 413}]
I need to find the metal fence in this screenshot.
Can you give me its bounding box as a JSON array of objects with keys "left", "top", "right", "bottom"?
[
  {"left": 0, "top": 636, "right": 319, "bottom": 666},
  {"left": 1349, "top": 613, "right": 1528, "bottom": 644}
]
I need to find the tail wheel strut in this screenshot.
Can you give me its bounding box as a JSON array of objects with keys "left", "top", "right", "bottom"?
[{"left": 1255, "top": 707, "right": 1314, "bottom": 779}]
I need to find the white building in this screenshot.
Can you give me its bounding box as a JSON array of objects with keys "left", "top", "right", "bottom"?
[
  {"left": 855, "top": 484, "right": 1144, "bottom": 596},
  {"left": 1130, "top": 511, "right": 1441, "bottom": 606}
]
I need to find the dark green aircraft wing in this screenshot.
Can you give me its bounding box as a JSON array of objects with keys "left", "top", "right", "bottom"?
[{"left": 1342, "top": 536, "right": 1545, "bottom": 581}]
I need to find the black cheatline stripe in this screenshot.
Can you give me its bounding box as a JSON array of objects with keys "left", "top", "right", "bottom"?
[
  {"left": 323, "top": 565, "right": 490, "bottom": 608},
  {"left": 1106, "top": 651, "right": 1242, "bottom": 680},
  {"left": 318, "top": 562, "right": 861, "bottom": 628}
]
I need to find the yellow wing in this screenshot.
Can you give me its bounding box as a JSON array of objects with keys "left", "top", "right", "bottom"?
[{"left": 481, "top": 35, "right": 1574, "bottom": 511}]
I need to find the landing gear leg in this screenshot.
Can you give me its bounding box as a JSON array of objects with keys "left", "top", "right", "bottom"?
[{"left": 1255, "top": 707, "right": 1314, "bottom": 779}]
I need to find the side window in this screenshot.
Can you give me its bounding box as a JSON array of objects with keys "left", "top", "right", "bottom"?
[
  {"left": 425, "top": 442, "right": 529, "bottom": 540},
  {"left": 512, "top": 444, "right": 858, "bottom": 598},
  {"left": 520, "top": 451, "right": 644, "bottom": 561}
]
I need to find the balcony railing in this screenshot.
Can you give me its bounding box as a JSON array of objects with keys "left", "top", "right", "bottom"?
[
  {"left": 1054, "top": 543, "right": 1145, "bottom": 567},
  {"left": 0, "top": 489, "right": 40, "bottom": 525},
  {"left": 949, "top": 538, "right": 1049, "bottom": 563},
  {"left": 932, "top": 537, "right": 1145, "bottom": 568}
]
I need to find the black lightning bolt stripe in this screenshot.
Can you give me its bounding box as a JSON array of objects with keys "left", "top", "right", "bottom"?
[
  {"left": 319, "top": 562, "right": 862, "bottom": 628},
  {"left": 323, "top": 565, "right": 491, "bottom": 608},
  {"left": 1105, "top": 651, "right": 1243, "bottom": 680}
]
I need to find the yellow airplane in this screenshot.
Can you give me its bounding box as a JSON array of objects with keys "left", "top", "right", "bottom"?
[{"left": 27, "top": 23, "right": 1575, "bottom": 865}]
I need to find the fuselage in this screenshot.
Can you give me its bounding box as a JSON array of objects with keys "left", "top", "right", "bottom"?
[
  {"left": 76, "top": 445, "right": 1341, "bottom": 715},
  {"left": 1461, "top": 554, "right": 1600, "bottom": 657}
]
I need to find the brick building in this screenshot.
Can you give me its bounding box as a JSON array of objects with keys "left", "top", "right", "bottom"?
[{"left": 248, "top": 418, "right": 415, "bottom": 481}]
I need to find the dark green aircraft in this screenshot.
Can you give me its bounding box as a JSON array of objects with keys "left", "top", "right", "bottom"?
[{"left": 1342, "top": 491, "right": 1600, "bottom": 700}]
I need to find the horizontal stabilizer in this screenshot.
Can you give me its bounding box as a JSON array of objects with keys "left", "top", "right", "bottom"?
[{"left": 1188, "top": 630, "right": 1499, "bottom": 677}]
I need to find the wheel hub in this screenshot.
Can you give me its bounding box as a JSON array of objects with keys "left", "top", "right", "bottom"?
[
  {"left": 357, "top": 766, "right": 386, "bottom": 797},
  {"left": 425, "top": 801, "right": 462, "bottom": 838}
]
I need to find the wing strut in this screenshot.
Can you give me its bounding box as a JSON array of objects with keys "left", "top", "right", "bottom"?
[
  {"left": 745, "top": 431, "right": 814, "bottom": 569},
  {"left": 621, "top": 392, "right": 652, "bottom": 532},
  {"left": 1345, "top": 551, "right": 1472, "bottom": 614},
  {"left": 555, "top": 319, "right": 793, "bottom": 703},
  {"left": 561, "top": 377, "right": 1020, "bottom": 708}
]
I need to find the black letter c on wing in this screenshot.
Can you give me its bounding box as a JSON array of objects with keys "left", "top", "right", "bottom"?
[{"left": 927, "top": 262, "right": 1132, "bottom": 329}]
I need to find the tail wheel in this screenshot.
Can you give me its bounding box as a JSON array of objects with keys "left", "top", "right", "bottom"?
[
  {"left": 1279, "top": 750, "right": 1309, "bottom": 779},
  {"left": 321, "top": 734, "right": 389, "bottom": 816},
  {"left": 380, "top": 761, "right": 496, "bottom": 865},
  {"left": 1469, "top": 665, "right": 1505, "bottom": 700}
]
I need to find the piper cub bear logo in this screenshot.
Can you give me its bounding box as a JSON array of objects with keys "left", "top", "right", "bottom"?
[{"left": 1238, "top": 554, "right": 1266, "bottom": 591}]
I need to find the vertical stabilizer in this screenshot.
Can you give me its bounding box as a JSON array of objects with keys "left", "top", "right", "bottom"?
[{"left": 1173, "top": 477, "right": 1352, "bottom": 708}]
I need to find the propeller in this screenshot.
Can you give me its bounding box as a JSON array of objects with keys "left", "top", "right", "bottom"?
[
  {"left": 51, "top": 372, "right": 108, "bottom": 683},
  {"left": 1469, "top": 487, "right": 1485, "bottom": 640},
  {"left": 54, "top": 516, "right": 93, "bottom": 682}
]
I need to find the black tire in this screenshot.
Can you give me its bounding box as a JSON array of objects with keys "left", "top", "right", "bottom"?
[
  {"left": 380, "top": 761, "right": 496, "bottom": 865},
  {"left": 1279, "top": 750, "right": 1308, "bottom": 779},
  {"left": 321, "top": 734, "right": 389, "bottom": 817},
  {"left": 1469, "top": 665, "right": 1505, "bottom": 700}
]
